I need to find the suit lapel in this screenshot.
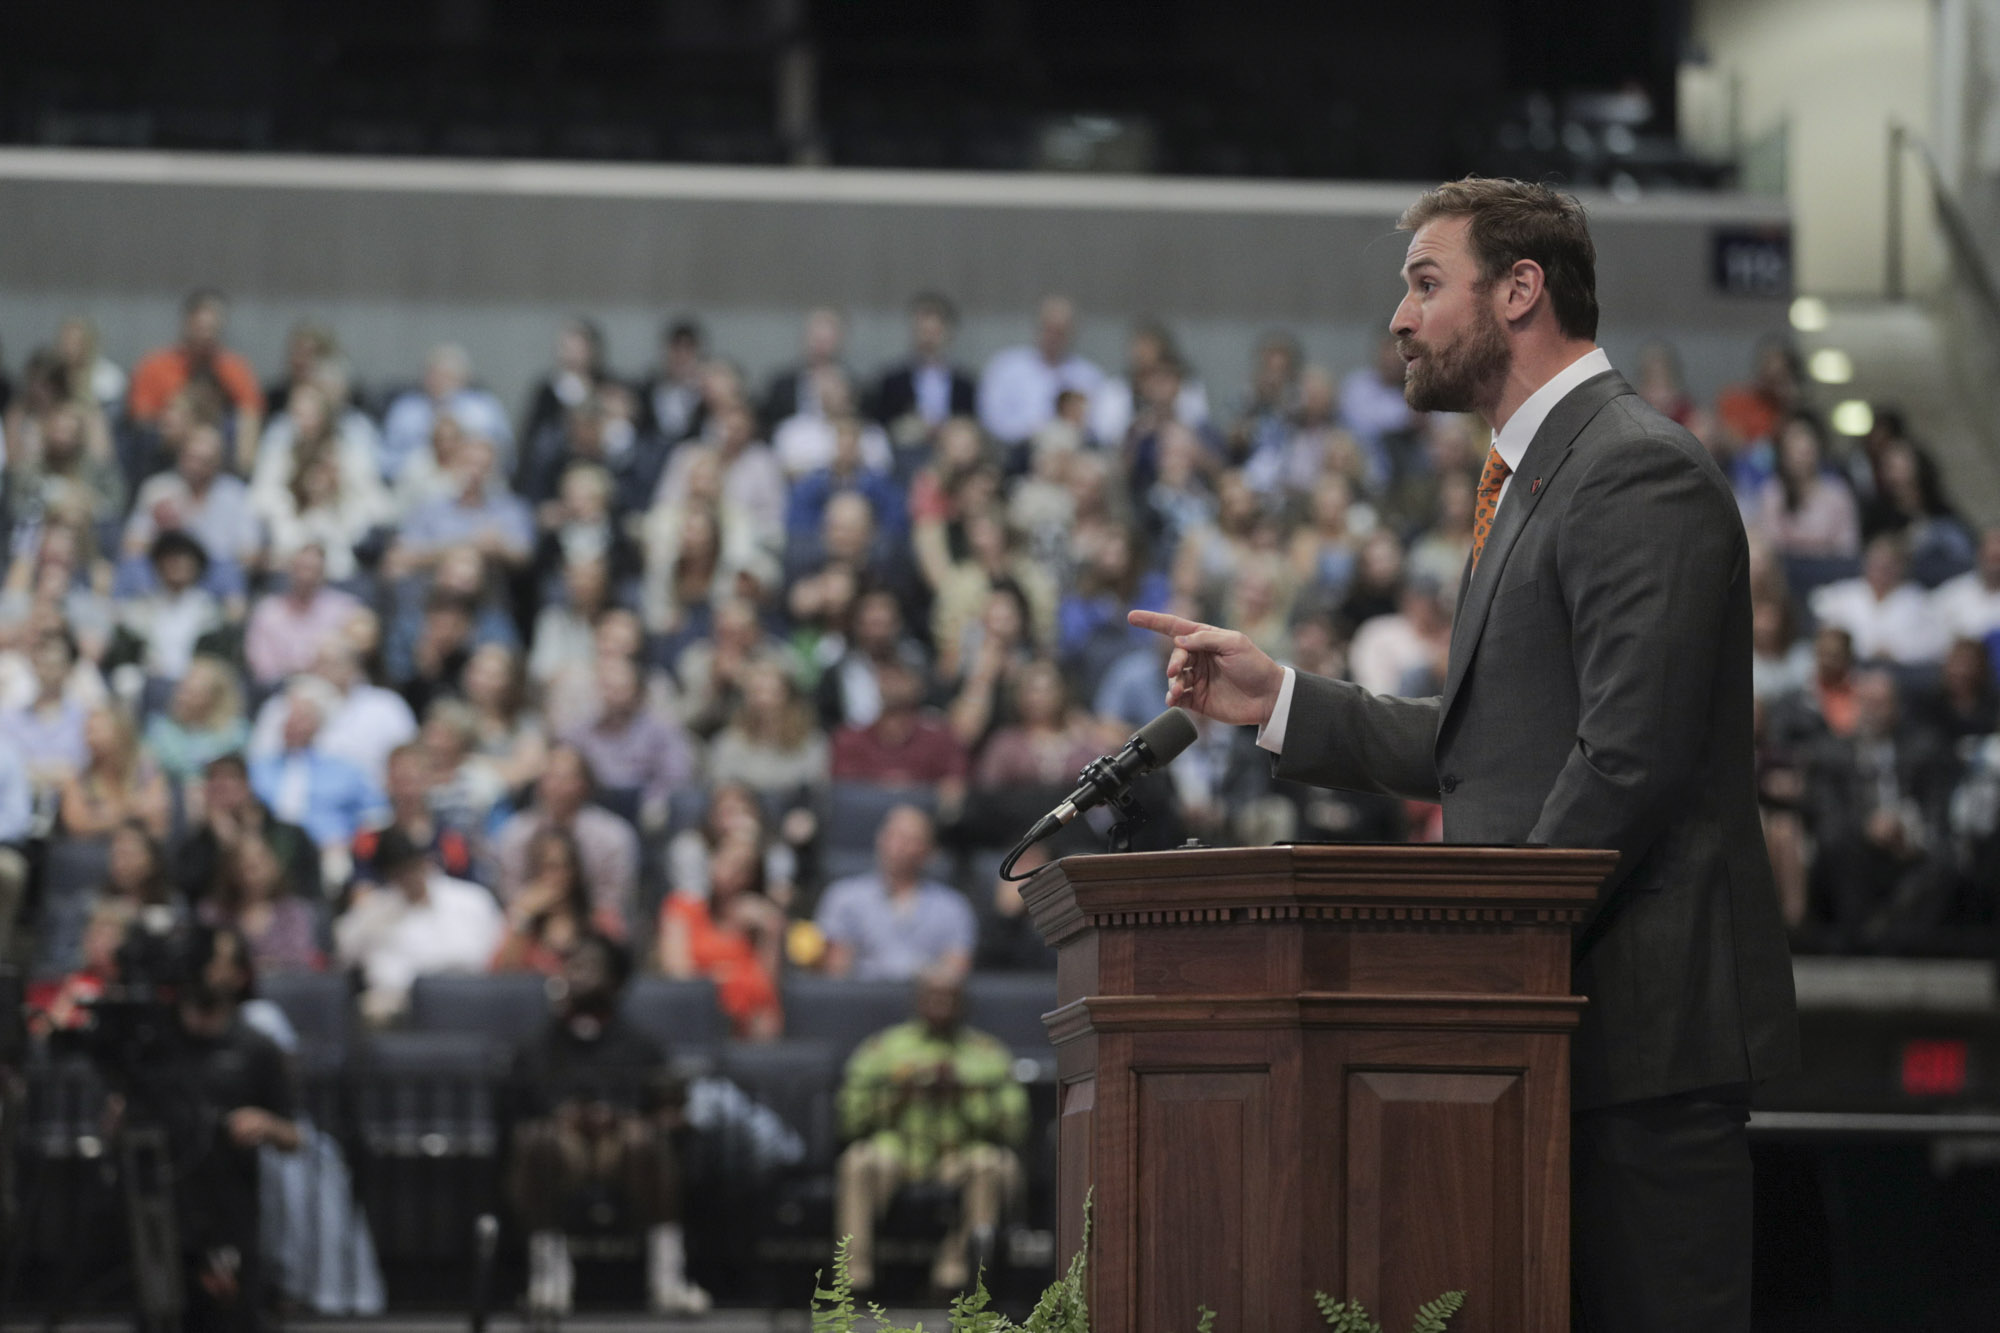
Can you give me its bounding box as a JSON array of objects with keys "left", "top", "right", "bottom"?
[{"left": 1439, "top": 371, "right": 1635, "bottom": 721}]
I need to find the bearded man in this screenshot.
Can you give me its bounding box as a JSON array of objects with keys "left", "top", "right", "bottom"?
[{"left": 1131, "top": 178, "right": 1798, "bottom": 1333}]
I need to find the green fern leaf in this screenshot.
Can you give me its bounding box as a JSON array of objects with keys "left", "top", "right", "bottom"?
[
  {"left": 1193, "top": 1304, "right": 1216, "bottom": 1333},
  {"left": 810, "top": 1238, "right": 860, "bottom": 1333},
  {"left": 1409, "top": 1290, "right": 1465, "bottom": 1333}
]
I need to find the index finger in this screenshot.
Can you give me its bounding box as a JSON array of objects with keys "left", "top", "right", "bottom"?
[{"left": 1127, "top": 609, "right": 1207, "bottom": 638}]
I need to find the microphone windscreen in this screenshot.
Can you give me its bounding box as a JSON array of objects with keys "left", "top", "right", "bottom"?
[{"left": 1134, "top": 707, "right": 1199, "bottom": 771}]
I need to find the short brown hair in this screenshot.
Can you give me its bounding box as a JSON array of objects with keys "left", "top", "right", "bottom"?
[{"left": 1399, "top": 178, "right": 1599, "bottom": 341}]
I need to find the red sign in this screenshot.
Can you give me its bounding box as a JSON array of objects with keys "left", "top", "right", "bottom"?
[{"left": 1901, "top": 1039, "right": 1969, "bottom": 1097}]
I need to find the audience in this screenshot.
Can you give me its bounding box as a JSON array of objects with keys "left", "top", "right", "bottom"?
[
  {"left": 333, "top": 826, "right": 504, "bottom": 1024},
  {"left": 493, "top": 743, "right": 639, "bottom": 937}
]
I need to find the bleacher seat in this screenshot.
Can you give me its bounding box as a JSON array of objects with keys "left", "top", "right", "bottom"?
[
  {"left": 31, "top": 838, "right": 113, "bottom": 980},
  {"left": 963, "top": 972, "right": 1059, "bottom": 1063},
  {"left": 259, "top": 971, "right": 354, "bottom": 1073},
  {"left": 716, "top": 1039, "right": 843, "bottom": 1171},
  {"left": 780, "top": 976, "right": 913, "bottom": 1062},
  {"left": 620, "top": 976, "right": 728, "bottom": 1062},
  {"left": 406, "top": 972, "right": 552, "bottom": 1047}
]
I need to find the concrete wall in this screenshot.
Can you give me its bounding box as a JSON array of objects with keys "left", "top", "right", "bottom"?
[
  {"left": 1693, "top": 0, "right": 1941, "bottom": 297},
  {"left": 0, "top": 149, "right": 1791, "bottom": 413}
]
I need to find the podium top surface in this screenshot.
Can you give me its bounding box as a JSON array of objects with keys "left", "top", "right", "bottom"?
[{"left": 1021, "top": 842, "right": 1617, "bottom": 933}]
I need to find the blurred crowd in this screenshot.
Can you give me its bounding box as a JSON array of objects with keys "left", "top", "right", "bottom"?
[{"left": 0, "top": 287, "right": 1994, "bottom": 1029}]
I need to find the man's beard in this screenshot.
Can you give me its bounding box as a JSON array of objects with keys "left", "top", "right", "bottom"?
[{"left": 1399, "top": 302, "right": 1511, "bottom": 413}]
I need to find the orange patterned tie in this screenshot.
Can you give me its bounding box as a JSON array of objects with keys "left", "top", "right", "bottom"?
[{"left": 1469, "top": 446, "right": 1512, "bottom": 572}]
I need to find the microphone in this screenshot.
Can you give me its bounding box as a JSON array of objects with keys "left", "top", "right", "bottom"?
[{"left": 1025, "top": 707, "right": 1199, "bottom": 844}]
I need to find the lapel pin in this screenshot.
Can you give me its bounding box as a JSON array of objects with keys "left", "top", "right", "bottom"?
[{"left": 1529, "top": 478, "right": 1542, "bottom": 494}]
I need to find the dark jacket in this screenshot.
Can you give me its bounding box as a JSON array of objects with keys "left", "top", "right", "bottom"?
[
  {"left": 869, "top": 362, "right": 977, "bottom": 429},
  {"left": 1274, "top": 370, "right": 1799, "bottom": 1109}
]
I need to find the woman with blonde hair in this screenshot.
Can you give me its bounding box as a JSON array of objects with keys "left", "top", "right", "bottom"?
[
  {"left": 143, "top": 654, "right": 251, "bottom": 784},
  {"left": 707, "top": 661, "right": 828, "bottom": 800},
  {"left": 59, "top": 705, "right": 171, "bottom": 840}
]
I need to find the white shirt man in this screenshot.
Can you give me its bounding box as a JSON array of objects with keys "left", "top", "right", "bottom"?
[
  {"left": 334, "top": 831, "right": 504, "bottom": 1023},
  {"left": 1933, "top": 530, "right": 2000, "bottom": 643}
]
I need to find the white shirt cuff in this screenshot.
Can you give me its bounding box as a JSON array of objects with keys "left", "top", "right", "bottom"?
[{"left": 1255, "top": 666, "right": 1297, "bottom": 755}]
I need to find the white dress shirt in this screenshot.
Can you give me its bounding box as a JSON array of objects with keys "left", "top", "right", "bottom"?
[
  {"left": 1258, "top": 348, "right": 1614, "bottom": 755},
  {"left": 976, "top": 346, "right": 1105, "bottom": 444}
]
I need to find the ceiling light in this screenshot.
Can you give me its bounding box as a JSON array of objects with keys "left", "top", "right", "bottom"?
[
  {"left": 1831, "top": 400, "right": 1875, "bottom": 436},
  {"left": 1790, "top": 296, "right": 1830, "bottom": 332},
  {"left": 1809, "top": 348, "right": 1854, "bottom": 384}
]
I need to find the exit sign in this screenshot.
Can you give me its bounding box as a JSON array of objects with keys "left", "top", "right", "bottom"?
[{"left": 1712, "top": 226, "right": 1793, "bottom": 297}]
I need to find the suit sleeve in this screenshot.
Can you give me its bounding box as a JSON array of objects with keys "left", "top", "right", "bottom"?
[
  {"left": 1272, "top": 671, "right": 1442, "bottom": 802},
  {"left": 1528, "top": 427, "right": 1739, "bottom": 896}
]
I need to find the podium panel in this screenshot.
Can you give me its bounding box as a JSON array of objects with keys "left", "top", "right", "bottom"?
[{"left": 1025, "top": 844, "right": 1613, "bottom": 1333}]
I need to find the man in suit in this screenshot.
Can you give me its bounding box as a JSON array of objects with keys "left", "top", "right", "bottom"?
[
  {"left": 1131, "top": 177, "right": 1798, "bottom": 1333},
  {"left": 869, "top": 291, "right": 978, "bottom": 444}
]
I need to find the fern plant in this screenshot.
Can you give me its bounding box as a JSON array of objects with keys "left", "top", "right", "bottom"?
[{"left": 809, "top": 1193, "right": 1463, "bottom": 1332}]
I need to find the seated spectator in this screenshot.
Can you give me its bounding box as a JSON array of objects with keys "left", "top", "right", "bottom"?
[
  {"left": 648, "top": 399, "right": 787, "bottom": 543},
  {"left": 708, "top": 661, "right": 830, "bottom": 803},
  {"left": 249, "top": 688, "right": 385, "bottom": 857},
  {"left": 976, "top": 294, "right": 1105, "bottom": 447},
  {"left": 637, "top": 317, "right": 708, "bottom": 443},
  {"left": 461, "top": 642, "right": 549, "bottom": 797},
  {"left": 1348, "top": 576, "right": 1451, "bottom": 697},
  {"left": 244, "top": 544, "right": 364, "bottom": 689},
  {"left": 640, "top": 471, "right": 762, "bottom": 641},
  {"left": 786, "top": 413, "right": 907, "bottom": 548},
  {"left": 1912, "top": 638, "right": 1999, "bottom": 745},
  {"left": 1284, "top": 475, "right": 1372, "bottom": 605},
  {"left": 869, "top": 292, "right": 977, "bottom": 445},
  {"left": 202, "top": 833, "right": 324, "bottom": 976},
  {"left": 0, "top": 626, "right": 93, "bottom": 808},
  {"left": 120, "top": 421, "right": 259, "bottom": 596},
  {"left": 490, "top": 827, "right": 599, "bottom": 974},
  {"left": 145, "top": 654, "right": 251, "bottom": 787},
  {"left": 1090, "top": 319, "right": 1211, "bottom": 452},
  {"left": 519, "top": 318, "right": 618, "bottom": 460},
  {"left": 31, "top": 819, "right": 184, "bottom": 977},
  {"left": 1634, "top": 340, "right": 1697, "bottom": 426},
  {"left": 380, "top": 344, "right": 514, "bottom": 482},
  {"left": 59, "top": 705, "right": 171, "bottom": 841},
  {"left": 395, "top": 588, "right": 481, "bottom": 720},
  {"left": 509, "top": 933, "right": 709, "bottom": 1316},
  {"left": 774, "top": 371, "right": 893, "bottom": 480},
  {"left": 29, "top": 897, "right": 137, "bottom": 1033},
  {"left": 1, "top": 519, "right": 117, "bottom": 668},
  {"left": 383, "top": 543, "right": 521, "bottom": 688},
  {"left": 658, "top": 831, "right": 784, "bottom": 1040},
  {"left": 1810, "top": 534, "right": 1952, "bottom": 667},
  {"left": 833, "top": 658, "right": 970, "bottom": 808},
  {"left": 416, "top": 699, "right": 509, "bottom": 848},
  {"left": 834, "top": 968, "right": 1028, "bottom": 1294},
  {"left": 817, "top": 588, "right": 930, "bottom": 731},
  {"left": 52, "top": 314, "right": 126, "bottom": 415},
  {"left": 785, "top": 490, "right": 918, "bottom": 626},
  {"left": 560, "top": 654, "right": 698, "bottom": 831},
  {"left": 675, "top": 597, "right": 791, "bottom": 741},
  {"left": 126, "top": 289, "right": 266, "bottom": 464},
  {"left": 1716, "top": 336, "right": 1803, "bottom": 454},
  {"left": 10, "top": 399, "right": 126, "bottom": 538},
  {"left": 1405, "top": 471, "right": 1476, "bottom": 592},
  {"left": 532, "top": 461, "right": 641, "bottom": 603},
  {"left": 815, "top": 806, "right": 973, "bottom": 981},
  {"left": 947, "top": 587, "right": 1040, "bottom": 750},
  {"left": 1339, "top": 529, "right": 1408, "bottom": 634},
  {"left": 1933, "top": 527, "right": 2000, "bottom": 646},
  {"left": 334, "top": 826, "right": 503, "bottom": 1024},
  {"left": 666, "top": 780, "right": 802, "bottom": 911},
  {"left": 1139, "top": 424, "right": 1218, "bottom": 568},
  {"left": 1749, "top": 414, "right": 1860, "bottom": 560},
  {"left": 1804, "top": 671, "right": 1960, "bottom": 951},
  {"left": 350, "top": 740, "right": 477, "bottom": 888},
  {"left": 115, "top": 530, "right": 223, "bottom": 686},
  {"left": 1223, "top": 330, "right": 1302, "bottom": 466},
  {"left": 920, "top": 510, "right": 1056, "bottom": 684},
  {"left": 250, "top": 640, "right": 417, "bottom": 787},
  {"left": 1770, "top": 624, "right": 1863, "bottom": 746},
  {"left": 762, "top": 306, "right": 852, "bottom": 428},
  {"left": 521, "top": 380, "right": 660, "bottom": 514},
  {"left": 256, "top": 435, "right": 386, "bottom": 585},
  {"left": 528, "top": 554, "right": 617, "bottom": 690},
  {"left": 178, "top": 752, "right": 322, "bottom": 908},
  {"left": 970, "top": 660, "right": 1098, "bottom": 795},
  {"left": 1055, "top": 521, "right": 1169, "bottom": 695},
  {"left": 1860, "top": 439, "right": 1974, "bottom": 584},
  {"left": 1220, "top": 550, "right": 1297, "bottom": 667},
  {"left": 386, "top": 435, "right": 534, "bottom": 582},
  {"left": 1750, "top": 597, "right": 1815, "bottom": 703},
  {"left": 494, "top": 744, "right": 639, "bottom": 937}
]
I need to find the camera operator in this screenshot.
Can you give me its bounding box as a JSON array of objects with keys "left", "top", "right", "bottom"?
[{"left": 167, "top": 923, "right": 301, "bottom": 1331}]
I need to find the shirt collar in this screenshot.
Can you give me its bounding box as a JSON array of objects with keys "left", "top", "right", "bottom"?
[{"left": 1490, "top": 347, "right": 1613, "bottom": 474}]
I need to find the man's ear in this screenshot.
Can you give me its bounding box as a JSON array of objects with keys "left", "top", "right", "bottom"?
[{"left": 1502, "top": 258, "right": 1548, "bottom": 325}]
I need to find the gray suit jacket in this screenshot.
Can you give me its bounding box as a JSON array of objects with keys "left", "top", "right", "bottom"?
[{"left": 1275, "top": 370, "right": 1799, "bottom": 1110}]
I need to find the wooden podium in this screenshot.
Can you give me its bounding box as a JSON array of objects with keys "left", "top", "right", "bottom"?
[{"left": 1021, "top": 844, "right": 1615, "bottom": 1333}]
